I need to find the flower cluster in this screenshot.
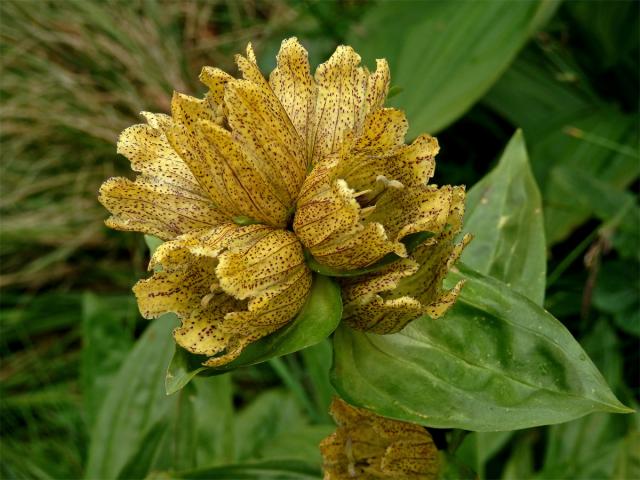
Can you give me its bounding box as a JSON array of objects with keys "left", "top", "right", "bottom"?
[{"left": 99, "top": 38, "right": 469, "bottom": 367}]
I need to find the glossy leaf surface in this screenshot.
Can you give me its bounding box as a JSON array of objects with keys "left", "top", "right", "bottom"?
[
  {"left": 331, "top": 265, "right": 630, "bottom": 431},
  {"left": 463, "top": 130, "right": 546, "bottom": 305}
]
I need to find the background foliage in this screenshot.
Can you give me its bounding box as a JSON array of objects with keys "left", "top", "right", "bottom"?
[{"left": 1, "top": 0, "right": 638, "bottom": 478}]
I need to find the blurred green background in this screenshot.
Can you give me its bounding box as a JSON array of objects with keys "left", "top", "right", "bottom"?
[{"left": 1, "top": 0, "right": 638, "bottom": 478}]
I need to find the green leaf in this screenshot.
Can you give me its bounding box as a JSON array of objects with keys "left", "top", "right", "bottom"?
[
  {"left": 188, "top": 376, "right": 235, "bottom": 465},
  {"left": 501, "top": 432, "right": 535, "bottom": 480},
  {"left": 81, "top": 292, "right": 136, "bottom": 429},
  {"left": 166, "top": 275, "right": 342, "bottom": 392},
  {"left": 116, "top": 421, "right": 168, "bottom": 480},
  {"left": 456, "top": 431, "right": 514, "bottom": 480},
  {"left": 612, "top": 430, "right": 640, "bottom": 480},
  {"left": 541, "top": 133, "right": 639, "bottom": 245},
  {"left": 257, "top": 425, "right": 334, "bottom": 467},
  {"left": 90, "top": 317, "right": 236, "bottom": 478},
  {"left": 463, "top": 130, "right": 546, "bottom": 305},
  {"left": 269, "top": 357, "right": 320, "bottom": 422},
  {"left": 331, "top": 264, "right": 631, "bottom": 431},
  {"left": 484, "top": 48, "right": 640, "bottom": 245},
  {"left": 165, "top": 459, "right": 321, "bottom": 480},
  {"left": 165, "top": 346, "right": 207, "bottom": 396},
  {"left": 564, "top": 0, "right": 639, "bottom": 70},
  {"left": 166, "top": 384, "right": 199, "bottom": 472},
  {"left": 86, "top": 314, "right": 179, "bottom": 479},
  {"left": 300, "top": 339, "right": 336, "bottom": 421},
  {"left": 234, "top": 390, "right": 308, "bottom": 462},
  {"left": 537, "top": 321, "right": 633, "bottom": 479},
  {"left": 438, "top": 452, "right": 477, "bottom": 480},
  {"left": 149, "top": 376, "right": 236, "bottom": 476},
  {"left": 348, "top": 0, "right": 559, "bottom": 135},
  {"left": 483, "top": 48, "right": 595, "bottom": 138},
  {"left": 593, "top": 260, "right": 640, "bottom": 337},
  {"left": 545, "top": 166, "right": 640, "bottom": 260}
]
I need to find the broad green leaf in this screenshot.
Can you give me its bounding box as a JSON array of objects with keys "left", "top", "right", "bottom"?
[
  {"left": 86, "top": 314, "right": 178, "bottom": 479},
  {"left": 348, "top": 0, "right": 559, "bottom": 136},
  {"left": 92, "top": 321, "right": 236, "bottom": 479},
  {"left": 463, "top": 130, "right": 546, "bottom": 305},
  {"left": 483, "top": 49, "right": 595, "bottom": 138},
  {"left": 163, "top": 384, "right": 199, "bottom": 472},
  {"left": 331, "top": 265, "right": 631, "bottom": 431},
  {"left": 164, "top": 459, "right": 321, "bottom": 480},
  {"left": 81, "top": 293, "right": 136, "bottom": 429},
  {"left": 537, "top": 434, "right": 625, "bottom": 480},
  {"left": 166, "top": 274, "right": 342, "bottom": 392},
  {"left": 541, "top": 129, "right": 639, "bottom": 245}
]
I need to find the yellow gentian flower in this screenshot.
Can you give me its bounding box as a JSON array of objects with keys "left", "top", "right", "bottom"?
[
  {"left": 320, "top": 397, "right": 440, "bottom": 479},
  {"left": 99, "top": 38, "right": 469, "bottom": 366}
]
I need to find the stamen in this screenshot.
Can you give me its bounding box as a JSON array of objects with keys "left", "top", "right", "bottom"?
[
  {"left": 201, "top": 293, "right": 215, "bottom": 307},
  {"left": 375, "top": 174, "right": 404, "bottom": 189}
]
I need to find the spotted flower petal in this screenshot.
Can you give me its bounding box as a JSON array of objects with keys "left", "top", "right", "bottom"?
[
  {"left": 133, "top": 225, "right": 312, "bottom": 366},
  {"left": 224, "top": 75, "right": 308, "bottom": 208},
  {"left": 294, "top": 102, "right": 448, "bottom": 270},
  {"left": 310, "top": 47, "right": 390, "bottom": 163},
  {"left": 98, "top": 113, "right": 226, "bottom": 240},
  {"left": 164, "top": 93, "right": 293, "bottom": 227},
  {"left": 341, "top": 187, "right": 470, "bottom": 333},
  {"left": 320, "top": 397, "right": 440, "bottom": 479},
  {"left": 341, "top": 259, "right": 423, "bottom": 334},
  {"left": 198, "top": 66, "right": 232, "bottom": 122},
  {"left": 366, "top": 184, "right": 455, "bottom": 245},
  {"left": 335, "top": 133, "right": 439, "bottom": 197},
  {"left": 269, "top": 37, "right": 316, "bottom": 154}
]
